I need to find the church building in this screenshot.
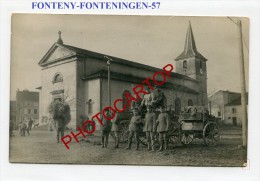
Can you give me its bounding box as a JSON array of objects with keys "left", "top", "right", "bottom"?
[{"left": 37, "top": 22, "right": 208, "bottom": 129}]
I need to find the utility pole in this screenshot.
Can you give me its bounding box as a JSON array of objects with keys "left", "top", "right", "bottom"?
[
  {"left": 209, "top": 101, "right": 211, "bottom": 115},
  {"left": 237, "top": 20, "right": 248, "bottom": 147},
  {"left": 104, "top": 56, "right": 112, "bottom": 110}
]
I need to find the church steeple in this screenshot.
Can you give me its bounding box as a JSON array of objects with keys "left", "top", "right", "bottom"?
[
  {"left": 174, "top": 21, "right": 208, "bottom": 108},
  {"left": 175, "top": 22, "right": 206, "bottom": 61},
  {"left": 57, "top": 31, "right": 63, "bottom": 45}
]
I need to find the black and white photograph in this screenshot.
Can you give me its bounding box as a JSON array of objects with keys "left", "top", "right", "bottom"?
[{"left": 9, "top": 14, "right": 249, "bottom": 166}]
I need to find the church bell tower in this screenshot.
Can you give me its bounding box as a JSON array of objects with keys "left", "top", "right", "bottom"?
[{"left": 175, "top": 22, "right": 208, "bottom": 107}]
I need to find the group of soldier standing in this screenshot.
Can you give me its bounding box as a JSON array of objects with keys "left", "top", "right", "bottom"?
[{"left": 100, "top": 85, "right": 170, "bottom": 152}]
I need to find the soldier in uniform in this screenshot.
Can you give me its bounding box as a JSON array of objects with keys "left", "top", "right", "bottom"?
[
  {"left": 28, "top": 118, "right": 34, "bottom": 131},
  {"left": 100, "top": 109, "right": 112, "bottom": 148},
  {"left": 126, "top": 108, "right": 142, "bottom": 150},
  {"left": 141, "top": 87, "right": 153, "bottom": 108},
  {"left": 143, "top": 105, "right": 157, "bottom": 151},
  {"left": 111, "top": 111, "right": 120, "bottom": 148},
  {"left": 54, "top": 117, "right": 65, "bottom": 143},
  {"left": 131, "top": 95, "right": 141, "bottom": 109},
  {"left": 19, "top": 121, "right": 29, "bottom": 136},
  {"left": 151, "top": 85, "right": 166, "bottom": 110},
  {"left": 156, "top": 105, "right": 170, "bottom": 151}
]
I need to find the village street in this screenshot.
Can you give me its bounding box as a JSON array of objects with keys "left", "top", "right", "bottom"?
[{"left": 9, "top": 128, "right": 246, "bottom": 166}]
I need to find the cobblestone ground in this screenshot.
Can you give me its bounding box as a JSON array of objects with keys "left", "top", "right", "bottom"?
[{"left": 9, "top": 130, "right": 247, "bottom": 166}]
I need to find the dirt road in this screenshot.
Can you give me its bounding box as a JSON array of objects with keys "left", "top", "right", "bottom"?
[{"left": 9, "top": 130, "right": 246, "bottom": 166}]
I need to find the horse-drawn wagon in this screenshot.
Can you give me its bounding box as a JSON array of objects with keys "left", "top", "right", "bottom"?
[
  {"left": 112, "top": 105, "right": 219, "bottom": 148},
  {"left": 178, "top": 106, "right": 220, "bottom": 146}
]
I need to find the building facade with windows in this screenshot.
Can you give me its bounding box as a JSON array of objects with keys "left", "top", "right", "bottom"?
[
  {"left": 208, "top": 90, "right": 248, "bottom": 126},
  {"left": 15, "top": 90, "right": 39, "bottom": 127},
  {"left": 37, "top": 23, "right": 208, "bottom": 130},
  {"left": 224, "top": 95, "right": 248, "bottom": 126}
]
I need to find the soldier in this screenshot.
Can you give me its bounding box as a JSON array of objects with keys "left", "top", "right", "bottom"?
[
  {"left": 131, "top": 94, "right": 141, "bottom": 109},
  {"left": 54, "top": 117, "right": 65, "bottom": 143},
  {"left": 141, "top": 87, "right": 153, "bottom": 108},
  {"left": 156, "top": 105, "right": 170, "bottom": 151},
  {"left": 111, "top": 111, "right": 120, "bottom": 148},
  {"left": 143, "top": 105, "right": 156, "bottom": 151},
  {"left": 100, "top": 109, "right": 112, "bottom": 148},
  {"left": 151, "top": 85, "right": 166, "bottom": 109},
  {"left": 19, "top": 121, "right": 29, "bottom": 136},
  {"left": 126, "top": 108, "right": 142, "bottom": 150},
  {"left": 28, "top": 118, "right": 34, "bottom": 131}
]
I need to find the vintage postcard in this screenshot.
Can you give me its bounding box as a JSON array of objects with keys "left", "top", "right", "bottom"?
[{"left": 9, "top": 14, "right": 249, "bottom": 166}]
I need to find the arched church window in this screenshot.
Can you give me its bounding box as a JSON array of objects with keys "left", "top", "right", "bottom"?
[
  {"left": 183, "top": 60, "right": 187, "bottom": 69},
  {"left": 122, "top": 90, "right": 131, "bottom": 112},
  {"left": 53, "top": 97, "right": 62, "bottom": 102},
  {"left": 53, "top": 73, "right": 63, "bottom": 83},
  {"left": 188, "top": 99, "right": 193, "bottom": 106},
  {"left": 87, "top": 99, "right": 93, "bottom": 114}
]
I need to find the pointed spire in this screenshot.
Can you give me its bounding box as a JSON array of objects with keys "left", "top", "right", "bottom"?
[
  {"left": 175, "top": 21, "right": 206, "bottom": 61},
  {"left": 184, "top": 21, "right": 197, "bottom": 52},
  {"left": 57, "top": 31, "right": 63, "bottom": 44}
]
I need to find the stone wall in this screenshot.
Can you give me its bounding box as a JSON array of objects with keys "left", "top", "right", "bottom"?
[{"left": 84, "top": 79, "right": 101, "bottom": 129}]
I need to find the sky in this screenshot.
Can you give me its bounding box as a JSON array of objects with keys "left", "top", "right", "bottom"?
[{"left": 10, "top": 14, "right": 249, "bottom": 100}]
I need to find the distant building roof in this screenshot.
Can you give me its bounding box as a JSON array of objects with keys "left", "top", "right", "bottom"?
[
  {"left": 82, "top": 69, "right": 199, "bottom": 94},
  {"left": 38, "top": 39, "right": 199, "bottom": 83},
  {"left": 16, "top": 90, "right": 39, "bottom": 104},
  {"left": 61, "top": 44, "right": 198, "bottom": 83},
  {"left": 225, "top": 93, "right": 249, "bottom": 106},
  {"left": 208, "top": 90, "right": 241, "bottom": 98},
  {"left": 175, "top": 22, "right": 207, "bottom": 61}
]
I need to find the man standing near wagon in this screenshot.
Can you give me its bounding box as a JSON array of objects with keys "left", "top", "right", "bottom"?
[
  {"left": 111, "top": 111, "right": 120, "bottom": 148},
  {"left": 143, "top": 105, "right": 157, "bottom": 151},
  {"left": 157, "top": 105, "right": 170, "bottom": 151},
  {"left": 100, "top": 109, "right": 112, "bottom": 148},
  {"left": 126, "top": 108, "right": 142, "bottom": 150},
  {"left": 141, "top": 87, "right": 153, "bottom": 108},
  {"left": 151, "top": 85, "right": 166, "bottom": 110}
]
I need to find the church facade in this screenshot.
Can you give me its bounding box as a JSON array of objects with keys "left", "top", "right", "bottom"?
[{"left": 37, "top": 23, "right": 208, "bottom": 130}]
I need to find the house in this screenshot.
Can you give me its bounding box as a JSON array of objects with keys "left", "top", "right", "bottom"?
[
  {"left": 224, "top": 94, "right": 248, "bottom": 126},
  {"left": 208, "top": 90, "right": 248, "bottom": 126},
  {"left": 15, "top": 89, "right": 39, "bottom": 127}
]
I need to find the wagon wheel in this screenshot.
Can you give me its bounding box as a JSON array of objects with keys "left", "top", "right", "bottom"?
[
  {"left": 138, "top": 132, "right": 160, "bottom": 147},
  {"left": 111, "top": 122, "right": 129, "bottom": 143},
  {"left": 117, "top": 126, "right": 148, "bottom": 146},
  {"left": 153, "top": 132, "right": 160, "bottom": 149},
  {"left": 168, "top": 122, "right": 181, "bottom": 147},
  {"left": 119, "top": 130, "right": 129, "bottom": 143},
  {"left": 138, "top": 121, "right": 148, "bottom": 146},
  {"left": 118, "top": 123, "right": 129, "bottom": 143},
  {"left": 138, "top": 132, "right": 148, "bottom": 146},
  {"left": 181, "top": 132, "right": 194, "bottom": 145},
  {"left": 203, "top": 122, "right": 220, "bottom": 146}
]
